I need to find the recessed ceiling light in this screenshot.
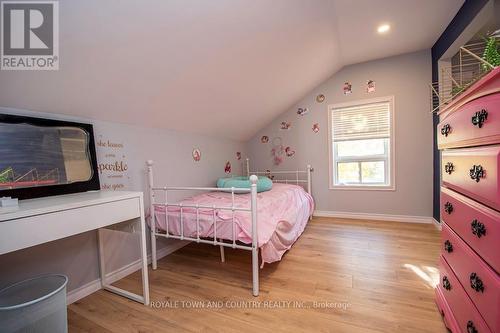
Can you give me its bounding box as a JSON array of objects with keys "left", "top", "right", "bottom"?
[{"left": 377, "top": 24, "right": 390, "bottom": 34}]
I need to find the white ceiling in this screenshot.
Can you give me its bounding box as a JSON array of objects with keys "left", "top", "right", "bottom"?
[{"left": 0, "top": 0, "right": 464, "bottom": 141}]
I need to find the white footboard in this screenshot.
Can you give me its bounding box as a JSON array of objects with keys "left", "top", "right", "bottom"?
[{"left": 146, "top": 160, "right": 259, "bottom": 296}]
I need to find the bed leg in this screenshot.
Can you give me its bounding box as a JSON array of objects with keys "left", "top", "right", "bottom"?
[
  {"left": 151, "top": 230, "right": 157, "bottom": 270},
  {"left": 147, "top": 160, "right": 158, "bottom": 270},
  {"left": 252, "top": 247, "right": 259, "bottom": 296},
  {"left": 219, "top": 239, "right": 225, "bottom": 263},
  {"left": 250, "top": 175, "right": 259, "bottom": 297}
]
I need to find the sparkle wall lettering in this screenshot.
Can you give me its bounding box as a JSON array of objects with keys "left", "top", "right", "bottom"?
[{"left": 96, "top": 135, "right": 130, "bottom": 191}]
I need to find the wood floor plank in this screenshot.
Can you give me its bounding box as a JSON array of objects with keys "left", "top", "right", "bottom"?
[
  {"left": 67, "top": 308, "right": 113, "bottom": 333},
  {"left": 68, "top": 217, "right": 446, "bottom": 332}
]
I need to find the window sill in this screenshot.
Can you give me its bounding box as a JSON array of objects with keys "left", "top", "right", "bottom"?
[{"left": 329, "top": 185, "right": 396, "bottom": 191}]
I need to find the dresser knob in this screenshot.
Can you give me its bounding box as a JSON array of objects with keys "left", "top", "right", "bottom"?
[
  {"left": 471, "top": 109, "right": 488, "bottom": 128},
  {"left": 469, "top": 165, "right": 485, "bottom": 182},
  {"left": 470, "top": 273, "right": 484, "bottom": 293},
  {"left": 442, "top": 276, "right": 451, "bottom": 290},
  {"left": 444, "top": 202, "right": 453, "bottom": 214},
  {"left": 441, "top": 124, "right": 451, "bottom": 136},
  {"left": 445, "top": 162, "right": 454, "bottom": 175},
  {"left": 471, "top": 219, "right": 486, "bottom": 238},
  {"left": 467, "top": 320, "right": 478, "bottom": 333},
  {"left": 444, "top": 240, "right": 453, "bottom": 253}
]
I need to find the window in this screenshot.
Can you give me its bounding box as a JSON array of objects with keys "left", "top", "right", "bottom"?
[{"left": 328, "top": 97, "right": 394, "bottom": 189}]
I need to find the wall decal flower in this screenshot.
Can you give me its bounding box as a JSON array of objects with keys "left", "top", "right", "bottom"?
[
  {"left": 265, "top": 169, "right": 275, "bottom": 180},
  {"left": 236, "top": 152, "right": 241, "bottom": 160},
  {"left": 271, "top": 137, "right": 284, "bottom": 165},
  {"left": 285, "top": 146, "right": 295, "bottom": 157},
  {"left": 261, "top": 135, "right": 269, "bottom": 143},
  {"left": 225, "top": 161, "right": 232, "bottom": 174},
  {"left": 280, "top": 121, "right": 291, "bottom": 130},
  {"left": 366, "top": 80, "right": 375, "bottom": 93},
  {"left": 297, "top": 108, "right": 309, "bottom": 116},
  {"left": 273, "top": 155, "right": 284, "bottom": 165},
  {"left": 312, "top": 123, "right": 319, "bottom": 133},
  {"left": 192, "top": 148, "right": 201, "bottom": 162},
  {"left": 343, "top": 82, "right": 352, "bottom": 95},
  {"left": 316, "top": 94, "right": 325, "bottom": 103}
]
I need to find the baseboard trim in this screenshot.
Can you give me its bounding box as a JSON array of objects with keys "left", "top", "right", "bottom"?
[
  {"left": 313, "top": 210, "right": 434, "bottom": 224},
  {"left": 432, "top": 218, "right": 442, "bottom": 231},
  {"left": 66, "top": 279, "right": 102, "bottom": 305},
  {"left": 67, "top": 240, "right": 189, "bottom": 304}
]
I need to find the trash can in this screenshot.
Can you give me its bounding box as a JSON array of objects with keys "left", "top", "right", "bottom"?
[{"left": 0, "top": 274, "right": 68, "bottom": 333}]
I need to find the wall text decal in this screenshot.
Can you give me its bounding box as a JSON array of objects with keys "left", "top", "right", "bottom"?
[{"left": 96, "top": 136, "right": 130, "bottom": 191}]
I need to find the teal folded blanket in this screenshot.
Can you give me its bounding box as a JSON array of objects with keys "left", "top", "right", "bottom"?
[{"left": 217, "top": 176, "right": 273, "bottom": 193}]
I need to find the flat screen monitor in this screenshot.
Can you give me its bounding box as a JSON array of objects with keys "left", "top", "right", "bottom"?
[{"left": 0, "top": 114, "right": 100, "bottom": 200}]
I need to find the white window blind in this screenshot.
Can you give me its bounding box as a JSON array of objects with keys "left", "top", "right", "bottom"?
[{"left": 332, "top": 102, "right": 390, "bottom": 142}]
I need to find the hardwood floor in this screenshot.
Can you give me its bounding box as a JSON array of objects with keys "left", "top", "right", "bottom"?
[{"left": 68, "top": 217, "right": 446, "bottom": 333}]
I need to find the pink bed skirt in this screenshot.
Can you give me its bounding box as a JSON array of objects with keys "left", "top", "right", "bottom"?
[{"left": 152, "top": 183, "right": 314, "bottom": 263}]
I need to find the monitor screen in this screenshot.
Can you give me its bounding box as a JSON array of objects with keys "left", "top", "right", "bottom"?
[{"left": 0, "top": 114, "right": 100, "bottom": 200}]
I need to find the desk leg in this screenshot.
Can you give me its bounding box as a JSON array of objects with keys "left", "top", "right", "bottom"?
[
  {"left": 97, "top": 229, "right": 107, "bottom": 287},
  {"left": 96, "top": 199, "right": 150, "bottom": 305},
  {"left": 138, "top": 195, "right": 150, "bottom": 305}
]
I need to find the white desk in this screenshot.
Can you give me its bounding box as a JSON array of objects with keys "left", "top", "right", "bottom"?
[{"left": 0, "top": 191, "right": 150, "bottom": 305}]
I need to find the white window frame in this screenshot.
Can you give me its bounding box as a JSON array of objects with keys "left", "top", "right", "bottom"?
[{"left": 328, "top": 96, "right": 395, "bottom": 191}]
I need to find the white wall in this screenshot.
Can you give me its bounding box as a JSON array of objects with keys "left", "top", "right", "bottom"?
[
  {"left": 246, "top": 50, "right": 433, "bottom": 218},
  {"left": 0, "top": 107, "right": 246, "bottom": 292}
]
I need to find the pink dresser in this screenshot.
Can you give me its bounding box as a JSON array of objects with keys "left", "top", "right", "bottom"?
[{"left": 436, "top": 67, "right": 500, "bottom": 333}]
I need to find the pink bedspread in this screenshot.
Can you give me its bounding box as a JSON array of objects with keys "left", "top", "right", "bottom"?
[{"left": 152, "top": 183, "right": 314, "bottom": 263}]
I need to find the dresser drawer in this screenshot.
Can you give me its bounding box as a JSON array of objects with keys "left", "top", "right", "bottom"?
[
  {"left": 441, "top": 187, "right": 500, "bottom": 274},
  {"left": 438, "top": 256, "right": 492, "bottom": 333},
  {"left": 442, "top": 223, "right": 500, "bottom": 332},
  {"left": 435, "top": 286, "right": 462, "bottom": 333},
  {"left": 438, "top": 93, "right": 500, "bottom": 149},
  {"left": 442, "top": 145, "right": 500, "bottom": 211}
]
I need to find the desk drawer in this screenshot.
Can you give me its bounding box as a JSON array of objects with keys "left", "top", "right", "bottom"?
[
  {"left": 0, "top": 197, "right": 141, "bottom": 255},
  {"left": 438, "top": 93, "right": 500, "bottom": 149},
  {"left": 438, "top": 256, "right": 492, "bottom": 333},
  {"left": 442, "top": 223, "right": 500, "bottom": 333},
  {"left": 441, "top": 187, "right": 500, "bottom": 274},
  {"left": 442, "top": 145, "right": 500, "bottom": 211}
]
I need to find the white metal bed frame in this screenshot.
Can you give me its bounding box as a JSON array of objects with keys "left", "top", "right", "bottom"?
[{"left": 147, "top": 159, "right": 312, "bottom": 296}]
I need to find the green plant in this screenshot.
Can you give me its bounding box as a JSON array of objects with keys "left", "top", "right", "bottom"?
[
  {"left": 451, "top": 85, "right": 463, "bottom": 96},
  {"left": 482, "top": 36, "right": 500, "bottom": 71}
]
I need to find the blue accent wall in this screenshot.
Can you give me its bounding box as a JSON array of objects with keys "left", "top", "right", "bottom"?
[{"left": 431, "top": 0, "right": 489, "bottom": 220}]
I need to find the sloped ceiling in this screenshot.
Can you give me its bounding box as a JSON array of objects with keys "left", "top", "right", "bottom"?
[{"left": 0, "top": 0, "right": 464, "bottom": 140}]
